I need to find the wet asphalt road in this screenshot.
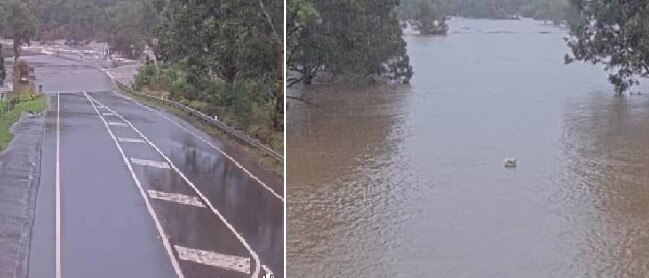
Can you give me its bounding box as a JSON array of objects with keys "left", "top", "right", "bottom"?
[{"left": 26, "top": 54, "right": 283, "bottom": 278}]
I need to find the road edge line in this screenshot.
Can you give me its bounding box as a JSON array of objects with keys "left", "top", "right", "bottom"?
[
  {"left": 89, "top": 95, "right": 263, "bottom": 278},
  {"left": 82, "top": 92, "right": 184, "bottom": 277},
  {"left": 108, "top": 91, "right": 284, "bottom": 202},
  {"left": 55, "top": 93, "right": 61, "bottom": 278}
]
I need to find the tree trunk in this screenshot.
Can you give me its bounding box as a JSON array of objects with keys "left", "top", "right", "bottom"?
[
  {"left": 273, "top": 50, "right": 283, "bottom": 131},
  {"left": 13, "top": 37, "right": 21, "bottom": 62},
  {"left": 303, "top": 70, "right": 314, "bottom": 85},
  {"left": 223, "top": 66, "right": 238, "bottom": 84}
]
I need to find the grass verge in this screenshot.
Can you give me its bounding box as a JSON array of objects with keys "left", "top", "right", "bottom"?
[{"left": 0, "top": 95, "right": 48, "bottom": 151}]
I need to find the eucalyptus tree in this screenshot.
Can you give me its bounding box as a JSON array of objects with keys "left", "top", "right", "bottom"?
[
  {"left": 288, "top": 0, "right": 413, "bottom": 86},
  {"left": 155, "top": 0, "right": 283, "bottom": 130},
  {"left": 0, "top": 44, "right": 5, "bottom": 85},
  {"left": 0, "top": 0, "right": 38, "bottom": 61},
  {"left": 565, "top": 0, "right": 649, "bottom": 93}
]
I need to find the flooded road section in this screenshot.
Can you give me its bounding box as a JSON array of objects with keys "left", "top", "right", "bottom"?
[
  {"left": 26, "top": 54, "right": 283, "bottom": 278},
  {"left": 287, "top": 18, "right": 649, "bottom": 277}
]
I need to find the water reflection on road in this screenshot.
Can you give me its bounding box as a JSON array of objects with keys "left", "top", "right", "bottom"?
[{"left": 288, "top": 18, "right": 649, "bottom": 277}]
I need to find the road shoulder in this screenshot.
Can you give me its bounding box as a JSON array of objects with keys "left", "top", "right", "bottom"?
[{"left": 0, "top": 111, "right": 46, "bottom": 277}]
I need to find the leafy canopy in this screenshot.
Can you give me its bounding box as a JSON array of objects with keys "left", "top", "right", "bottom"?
[
  {"left": 288, "top": 0, "right": 413, "bottom": 86},
  {"left": 565, "top": 0, "right": 649, "bottom": 93}
]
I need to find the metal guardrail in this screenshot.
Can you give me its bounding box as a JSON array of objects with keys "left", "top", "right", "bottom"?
[{"left": 115, "top": 82, "right": 284, "bottom": 162}]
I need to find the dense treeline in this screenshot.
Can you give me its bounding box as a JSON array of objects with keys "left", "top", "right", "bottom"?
[
  {"left": 566, "top": 0, "right": 649, "bottom": 93},
  {"left": 398, "top": 0, "right": 569, "bottom": 24},
  {"left": 448, "top": 0, "right": 569, "bottom": 22},
  {"left": 398, "top": 0, "right": 449, "bottom": 35},
  {"left": 287, "top": 0, "right": 413, "bottom": 87},
  {"left": 0, "top": 0, "right": 283, "bottom": 150},
  {"left": 0, "top": 0, "right": 157, "bottom": 59},
  {"left": 136, "top": 0, "right": 284, "bottom": 149},
  {"left": 0, "top": 44, "right": 4, "bottom": 84}
]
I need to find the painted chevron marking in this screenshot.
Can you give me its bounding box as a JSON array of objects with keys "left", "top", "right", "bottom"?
[
  {"left": 117, "top": 137, "right": 145, "bottom": 143},
  {"left": 107, "top": 121, "right": 127, "bottom": 127},
  {"left": 130, "top": 158, "right": 170, "bottom": 169},
  {"left": 147, "top": 190, "right": 205, "bottom": 207},
  {"left": 174, "top": 246, "right": 250, "bottom": 274}
]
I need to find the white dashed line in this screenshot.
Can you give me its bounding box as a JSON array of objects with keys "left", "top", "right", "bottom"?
[
  {"left": 174, "top": 246, "right": 250, "bottom": 274},
  {"left": 107, "top": 121, "right": 127, "bottom": 127},
  {"left": 130, "top": 158, "right": 171, "bottom": 169},
  {"left": 88, "top": 95, "right": 261, "bottom": 278},
  {"left": 83, "top": 92, "right": 184, "bottom": 277},
  {"left": 117, "top": 137, "right": 145, "bottom": 143},
  {"left": 147, "top": 190, "right": 205, "bottom": 208}
]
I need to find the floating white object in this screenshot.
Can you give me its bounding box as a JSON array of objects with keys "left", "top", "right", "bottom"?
[{"left": 504, "top": 158, "right": 517, "bottom": 167}]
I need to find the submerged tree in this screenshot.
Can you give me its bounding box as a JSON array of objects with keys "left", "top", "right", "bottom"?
[
  {"left": 411, "top": 0, "right": 448, "bottom": 35},
  {"left": 519, "top": 0, "right": 568, "bottom": 25},
  {"left": 565, "top": 0, "right": 649, "bottom": 93},
  {"left": 288, "top": 0, "right": 413, "bottom": 86}
]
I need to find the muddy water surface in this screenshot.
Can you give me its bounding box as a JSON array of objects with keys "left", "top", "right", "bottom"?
[{"left": 288, "top": 18, "right": 649, "bottom": 277}]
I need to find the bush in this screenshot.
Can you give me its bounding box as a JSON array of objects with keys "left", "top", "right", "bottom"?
[
  {"left": 132, "top": 62, "right": 279, "bottom": 149},
  {"left": 0, "top": 44, "right": 5, "bottom": 85}
]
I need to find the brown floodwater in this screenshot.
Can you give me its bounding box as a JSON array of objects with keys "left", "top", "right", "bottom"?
[{"left": 287, "top": 18, "right": 649, "bottom": 277}]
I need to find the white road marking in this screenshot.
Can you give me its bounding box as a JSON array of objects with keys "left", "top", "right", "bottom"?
[
  {"left": 147, "top": 190, "right": 205, "bottom": 208},
  {"left": 117, "top": 137, "right": 145, "bottom": 143},
  {"left": 131, "top": 158, "right": 171, "bottom": 169},
  {"left": 262, "top": 265, "right": 274, "bottom": 277},
  {"left": 55, "top": 93, "right": 62, "bottom": 278},
  {"left": 174, "top": 246, "right": 250, "bottom": 274},
  {"left": 82, "top": 93, "right": 184, "bottom": 277},
  {"left": 88, "top": 95, "right": 261, "bottom": 278},
  {"left": 108, "top": 121, "right": 127, "bottom": 127},
  {"left": 102, "top": 112, "right": 115, "bottom": 116},
  {"left": 101, "top": 68, "right": 115, "bottom": 79},
  {"left": 109, "top": 91, "right": 284, "bottom": 202}
]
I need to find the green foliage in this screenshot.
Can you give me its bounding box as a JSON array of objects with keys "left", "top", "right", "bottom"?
[
  {"left": 108, "top": 0, "right": 158, "bottom": 58},
  {"left": 133, "top": 63, "right": 158, "bottom": 91},
  {"left": 0, "top": 0, "right": 158, "bottom": 58},
  {"left": 154, "top": 0, "right": 283, "bottom": 130},
  {"left": 288, "top": 0, "right": 413, "bottom": 85},
  {"left": 0, "top": 44, "right": 5, "bottom": 85},
  {"left": 404, "top": 0, "right": 569, "bottom": 22},
  {"left": 226, "top": 82, "right": 252, "bottom": 129},
  {"left": 449, "top": 0, "right": 518, "bottom": 19},
  {"left": 0, "top": 0, "right": 38, "bottom": 60},
  {"left": 399, "top": 0, "right": 448, "bottom": 35},
  {"left": 134, "top": 62, "right": 279, "bottom": 145},
  {"left": 519, "top": 0, "right": 568, "bottom": 24},
  {"left": 565, "top": 0, "right": 649, "bottom": 93},
  {"left": 0, "top": 94, "right": 47, "bottom": 151}
]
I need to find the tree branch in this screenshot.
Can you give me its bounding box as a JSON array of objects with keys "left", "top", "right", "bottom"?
[
  {"left": 287, "top": 95, "right": 318, "bottom": 107},
  {"left": 257, "top": 0, "right": 281, "bottom": 45}
]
